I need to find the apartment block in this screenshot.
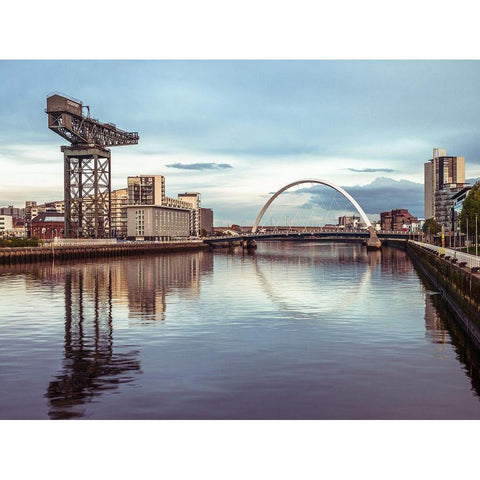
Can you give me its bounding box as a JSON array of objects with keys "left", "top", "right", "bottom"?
[
  {"left": 127, "top": 205, "right": 190, "bottom": 240},
  {"left": 424, "top": 148, "right": 466, "bottom": 223},
  {"left": 200, "top": 208, "right": 214, "bottom": 235},
  {"left": 178, "top": 192, "right": 201, "bottom": 237},
  {"left": 111, "top": 188, "right": 128, "bottom": 238},
  {"left": 0, "top": 215, "right": 13, "bottom": 236},
  {"left": 126, "top": 175, "right": 200, "bottom": 240}
]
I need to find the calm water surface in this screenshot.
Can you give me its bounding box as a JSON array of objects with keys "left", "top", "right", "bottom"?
[{"left": 1, "top": 242, "right": 480, "bottom": 419}]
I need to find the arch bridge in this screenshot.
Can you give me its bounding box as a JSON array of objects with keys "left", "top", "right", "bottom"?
[{"left": 205, "top": 179, "right": 411, "bottom": 249}]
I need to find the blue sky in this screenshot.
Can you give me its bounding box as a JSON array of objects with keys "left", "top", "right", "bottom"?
[{"left": 1, "top": 60, "right": 479, "bottom": 224}]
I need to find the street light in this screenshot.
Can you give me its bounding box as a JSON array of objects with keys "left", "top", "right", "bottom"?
[
  {"left": 476, "top": 213, "right": 478, "bottom": 257},
  {"left": 467, "top": 217, "right": 469, "bottom": 252}
]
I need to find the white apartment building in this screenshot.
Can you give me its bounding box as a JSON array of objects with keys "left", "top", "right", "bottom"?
[
  {"left": 126, "top": 175, "right": 201, "bottom": 239},
  {"left": 0, "top": 215, "right": 14, "bottom": 236}
]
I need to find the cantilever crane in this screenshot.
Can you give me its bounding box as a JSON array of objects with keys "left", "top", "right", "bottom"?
[{"left": 46, "top": 94, "right": 139, "bottom": 238}]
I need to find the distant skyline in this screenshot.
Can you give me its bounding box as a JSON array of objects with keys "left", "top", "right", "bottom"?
[{"left": 1, "top": 60, "right": 480, "bottom": 223}]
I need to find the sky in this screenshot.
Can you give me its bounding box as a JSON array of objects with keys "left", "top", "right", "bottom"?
[{"left": 1, "top": 60, "right": 480, "bottom": 224}]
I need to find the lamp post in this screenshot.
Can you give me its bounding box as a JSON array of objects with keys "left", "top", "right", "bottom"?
[
  {"left": 467, "top": 217, "right": 469, "bottom": 252},
  {"left": 476, "top": 213, "right": 478, "bottom": 257}
]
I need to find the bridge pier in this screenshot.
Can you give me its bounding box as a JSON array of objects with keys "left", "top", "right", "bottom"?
[
  {"left": 241, "top": 239, "right": 257, "bottom": 250},
  {"left": 228, "top": 240, "right": 241, "bottom": 250},
  {"left": 366, "top": 227, "right": 382, "bottom": 250}
]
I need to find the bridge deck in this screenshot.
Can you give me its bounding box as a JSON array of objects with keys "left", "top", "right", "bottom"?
[{"left": 204, "top": 230, "right": 412, "bottom": 243}]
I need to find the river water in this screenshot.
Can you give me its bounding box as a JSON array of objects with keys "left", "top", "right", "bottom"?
[{"left": 1, "top": 241, "right": 480, "bottom": 419}]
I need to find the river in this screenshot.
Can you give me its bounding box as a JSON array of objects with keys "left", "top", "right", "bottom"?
[{"left": 1, "top": 241, "right": 480, "bottom": 419}]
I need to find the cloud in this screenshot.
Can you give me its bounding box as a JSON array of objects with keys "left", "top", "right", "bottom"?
[
  {"left": 466, "top": 177, "right": 480, "bottom": 184},
  {"left": 166, "top": 162, "right": 233, "bottom": 170},
  {"left": 347, "top": 168, "right": 396, "bottom": 173},
  {"left": 299, "top": 177, "right": 424, "bottom": 218}
]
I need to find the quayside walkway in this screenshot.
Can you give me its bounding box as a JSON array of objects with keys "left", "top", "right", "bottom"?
[{"left": 409, "top": 240, "right": 480, "bottom": 271}]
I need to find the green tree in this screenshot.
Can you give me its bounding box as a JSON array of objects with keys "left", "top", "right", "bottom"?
[
  {"left": 460, "top": 182, "right": 480, "bottom": 238},
  {"left": 422, "top": 217, "right": 440, "bottom": 235}
]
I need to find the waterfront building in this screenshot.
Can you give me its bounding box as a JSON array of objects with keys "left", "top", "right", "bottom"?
[
  {"left": 126, "top": 175, "right": 200, "bottom": 239},
  {"left": 33, "top": 201, "right": 65, "bottom": 215},
  {"left": 451, "top": 185, "right": 473, "bottom": 232},
  {"left": 200, "top": 208, "right": 214, "bottom": 236},
  {"left": 9, "top": 219, "right": 27, "bottom": 238},
  {"left": 338, "top": 215, "right": 361, "bottom": 229},
  {"left": 25, "top": 201, "right": 37, "bottom": 223},
  {"left": 30, "top": 212, "right": 64, "bottom": 239},
  {"left": 127, "top": 175, "right": 165, "bottom": 206},
  {"left": 424, "top": 148, "right": 466, "bottom": 222},
  {"left": 380, "top": 209, "right": 418, "bottom": 231},
  {"left": 111, "top": 188, "right": 128, "bottom": 238},
  {"left": 178, "top": 192, "right": 201, "bottom": 237},
  {"left": 24, "top": 200, "right": 65, "bottom": 237},
  {"left": 0, "top": 215, "right": 13, "bottom": 237},
  {"left": 434, "top": 186, "right": 468, "bottom": 229},
  {"left": 126, "top": 205, "right": 190, "bottom": 240},
  {"left": 0, "top": 205, "right": 24, "bottom": 219}
]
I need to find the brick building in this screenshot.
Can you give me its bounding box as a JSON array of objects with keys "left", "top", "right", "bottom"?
[
  {"left": 31, "top": 212, "right": 65, "bottom": 240},
  {"left": 380, "top": 209, "right": 418, "bottom": 231}
]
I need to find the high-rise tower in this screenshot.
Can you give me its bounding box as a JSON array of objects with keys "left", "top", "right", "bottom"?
[{"left": 424, "top": 148, "right": 465, "bottom": 221}]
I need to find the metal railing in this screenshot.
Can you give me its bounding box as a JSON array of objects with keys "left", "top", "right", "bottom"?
[
  {"left": 409, "top": 240, "right": 480, "bottom": 269},
  {"left": 205, "top": 229, "right": 413, "bottom": 241},
  {"left": 50, "top": 238, "right": 204, "bottom": 247}
]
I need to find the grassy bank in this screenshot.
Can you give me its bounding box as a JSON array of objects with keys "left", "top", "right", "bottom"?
[{"left": 0, "top": 238, "right": 40, "bottom": 248}]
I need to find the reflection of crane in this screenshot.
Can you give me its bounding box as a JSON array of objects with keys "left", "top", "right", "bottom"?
[
  {"left": 46, "top": 93, "right": 139, "bottom": 238},
  {"left": 45, "top": 268, "right": 141, "bottom": 419}
]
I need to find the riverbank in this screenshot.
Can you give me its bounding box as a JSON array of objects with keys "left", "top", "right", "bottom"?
[
  {"left": 0, "top": 240, "right": 209, "bottom": 265},
  {"left": 407, "top": 241, "right": 480, "bottom": 345}
]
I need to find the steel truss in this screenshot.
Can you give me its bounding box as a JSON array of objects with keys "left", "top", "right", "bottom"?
[
  {"left": 48, "top": 111, "right": 139, "bottom": 147},
  {"left": 63, "top": 147, "right": 111, "bottom": 238}
]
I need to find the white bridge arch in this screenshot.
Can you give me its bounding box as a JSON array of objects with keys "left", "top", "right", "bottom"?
[{"left": 251, "top": 179, "right": 372, "bottom": 234}]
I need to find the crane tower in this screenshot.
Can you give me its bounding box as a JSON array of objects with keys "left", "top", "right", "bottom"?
[{"left": 46, "top": 94, "right": 139, "bottom": 238}]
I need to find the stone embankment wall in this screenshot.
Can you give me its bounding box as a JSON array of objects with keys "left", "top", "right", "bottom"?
[
  {"left": 0, "top": 242, "right": 209, "bottom": 265},
  {"left": 407, "top": 241, "right": 480, "bottom": 342}
]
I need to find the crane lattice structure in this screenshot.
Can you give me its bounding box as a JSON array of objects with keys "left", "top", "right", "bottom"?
[{"left": 46, "top": 93, "right": 139, "bottom": 238}]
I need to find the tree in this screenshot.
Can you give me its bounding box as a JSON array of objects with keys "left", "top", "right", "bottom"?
[
  {"left": 460, "top": 182, "right": 480, "bottom": 238},
  {"left": 422, "top": 217, "right": 440, "bottom": 235}
]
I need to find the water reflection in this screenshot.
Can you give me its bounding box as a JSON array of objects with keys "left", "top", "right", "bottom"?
[
  {"left": 3, "top": 244, "right": 480, "bottom": 418},
  {"left": 45, "top": 268, "right": 141, "bottom": 419},
  {"left": 41, "top": 252, "right": 213, "bottom": 418},
  {"left": 248, "top": 243, "right": 377, "bottom": 317},
  {"left": 420, "top": 271, "right": 480, "bottom": 397},
  {"left": 125, "top": 253, "right": 213, "bottom": 322}
]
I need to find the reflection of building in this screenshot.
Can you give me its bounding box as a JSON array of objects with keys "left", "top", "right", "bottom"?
[
  {"left": 126, "top": 252, "right": 212, "bottom": 321},
  {"left": 1, "top": 249, "right": 215, "bottom": 417},
  {"left": 200, "top": 208, "right": 214, "bottom": 236},
  {"left": 424, "top": 148, "right": 466, "bottom": 224},
  {"left": 424, "top": 294, "right": 447, "bottom": 344}
]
